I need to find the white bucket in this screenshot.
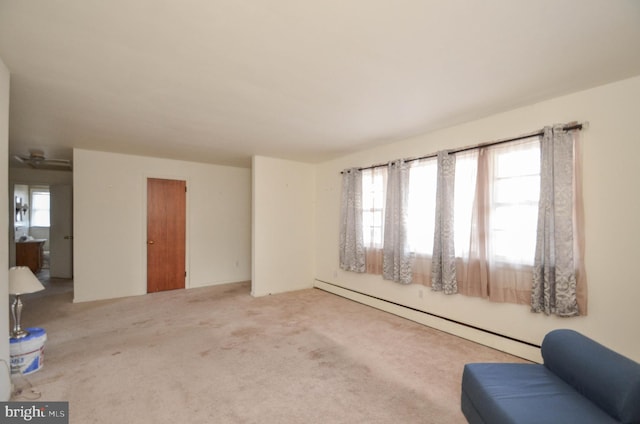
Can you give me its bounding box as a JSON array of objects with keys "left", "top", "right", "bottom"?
[{"left": 10, "top": 327, "right": 47, "bottom": 375}]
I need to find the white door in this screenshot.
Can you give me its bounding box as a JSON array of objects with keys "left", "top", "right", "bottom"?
[{"left": 50, "top": 184, "right": 73, "bottom": 278}]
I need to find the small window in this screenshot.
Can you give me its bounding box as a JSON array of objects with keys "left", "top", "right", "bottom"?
[
  {"left": 362, "top": 169, "right": 385, "bottom": 248},
  {"left": 30, "top": 187, "right": 50, "bottom": 227}
]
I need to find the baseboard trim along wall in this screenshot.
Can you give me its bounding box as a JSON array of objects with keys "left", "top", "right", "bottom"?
[{"left": 314, "top": 279, "right": 543, "bottom": 363}]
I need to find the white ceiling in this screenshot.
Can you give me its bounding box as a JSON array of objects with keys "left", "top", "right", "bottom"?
[{"left": 1, "top": 0, "right": 639, "bottom": 168}]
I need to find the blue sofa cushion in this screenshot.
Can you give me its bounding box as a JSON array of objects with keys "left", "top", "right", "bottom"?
[
  {"left": 542, "top": 329, "right": 640, "bottom": 423},
  {"left": 461, "top": 389, "right": 486, "bottom": 424},
  {"left": 462, "top": 363, "right": 618, "bottom": 424}
]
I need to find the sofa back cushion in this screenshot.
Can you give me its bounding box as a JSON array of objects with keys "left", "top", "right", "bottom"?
[{"left": 542, "top": 329, "right": 640, "bottom": 424}]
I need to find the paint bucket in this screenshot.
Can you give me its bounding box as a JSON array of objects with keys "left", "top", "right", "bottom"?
[{"left": 10, "top": 327, "right": 47, "bottom": 375}]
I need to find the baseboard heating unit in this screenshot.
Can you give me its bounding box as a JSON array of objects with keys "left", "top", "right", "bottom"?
[{"left": 314, "top": 279, "right": 542, "bottom": 363}]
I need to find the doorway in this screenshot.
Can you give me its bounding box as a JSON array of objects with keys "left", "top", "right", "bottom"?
[
  {"left": 12, "top": 182, "right": 74, "bottom": 296},
  {"left": 146, "top": 178, "right": 186, "bottom": 293}
]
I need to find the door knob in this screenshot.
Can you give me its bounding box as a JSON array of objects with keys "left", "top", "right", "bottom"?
[
  {"left": 64, "top": 235, "right": 74, "bottom": 240},
  {"left": 147, "top": 240, "right": 155, "bottom": 245}
]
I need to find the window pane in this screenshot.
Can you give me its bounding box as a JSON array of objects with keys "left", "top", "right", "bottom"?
[
  {"left": 31, "top": 190, "right": 50, "bottom": 227},
  {"left": 362, "top": 212, "right": 373, "bottom": 229},
  {"left": 492, "top": 205, "right": 538, "bottom": 232},
  {"left": 494, "top": 175, "right": 540, "bottom": 204},
  {"left": 487, "top": 140, "right": 541, "bottom": 265},
  {"left": 494, "top": 140, "right": 540, "bottom": 177},
  {"left": 491, "top": 227, "right": 537, "bottom": 263},
  {"left": 31, "top": 210, "right": 50, "bottom": 227},
  {"left": 362, "top": 168, "right": 386, "bottom": 247},
  {"left": 408, "top": 160, "right": 437, "bottom": 254},
  {"left": 372, "top": 228, "right": 382, "bottom": 246},
  {"left": 32, "top": 193, "right": 50, "bottom": 209}
]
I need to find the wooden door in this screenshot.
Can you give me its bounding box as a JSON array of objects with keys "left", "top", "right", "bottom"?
[
  {"left": 147, "top": 178, "right": 186, "bottom": 293},
  {"left": 50, "top": 184, "right": 73, "bottom": 278}
]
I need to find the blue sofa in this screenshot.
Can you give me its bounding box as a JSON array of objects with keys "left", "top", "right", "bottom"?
[{"left": 461, "top": 329, "right": 640, "bottom": 424}]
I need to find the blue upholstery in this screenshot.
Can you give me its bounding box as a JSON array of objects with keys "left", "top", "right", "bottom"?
[
  {"left": 462, "top": 363, "right": 618, "bottom": 424},
  {"left": 542, "top": 329, "right": 640, "bottom": 423},
  {"left": 461, "top": 390, "right": 486, "bottom": 424},
  {"left": 461, "top": 330, "right": 640, "bottom": 424}
]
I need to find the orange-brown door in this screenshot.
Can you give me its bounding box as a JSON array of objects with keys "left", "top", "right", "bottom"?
[{"left": 147, "top": 178, "right": 186, "bottom": 293}]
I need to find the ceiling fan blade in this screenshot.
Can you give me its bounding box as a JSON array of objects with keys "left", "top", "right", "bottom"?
[
  {"left": 14, "top": 151, "right": 72, "bottom": 170},
  {"left": 42, "top": 158, "right": 72, "bottom": 165}
]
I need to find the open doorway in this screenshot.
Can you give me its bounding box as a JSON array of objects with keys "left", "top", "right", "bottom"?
[{"left": 13, "top": 183, "right": 73, "bottom": 296}]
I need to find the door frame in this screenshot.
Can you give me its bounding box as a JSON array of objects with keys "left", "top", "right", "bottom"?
[
  {"left": 49, "top": 184, "right": 73, "bottom": 278},
  {"left": 143, "top": 174, "right": 190, "bottom": 293},
  {"left": 10, "top": 182, "right": 75, "bottom": 277}
]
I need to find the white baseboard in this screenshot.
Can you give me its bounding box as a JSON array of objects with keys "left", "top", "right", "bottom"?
[{"left": 314, "top": 280, "right": 542, "bottom": 363}]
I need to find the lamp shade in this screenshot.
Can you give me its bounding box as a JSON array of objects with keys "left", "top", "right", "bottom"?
[{"left": 9, "top": 266, "right": 45, "bottom": 295}]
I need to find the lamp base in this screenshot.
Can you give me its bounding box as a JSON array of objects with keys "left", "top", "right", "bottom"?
[
  {"left": 11, "top": 328, "right": 30, "bottom": 339},
  {"left": 10, "top": 295, "right": 30, "bottom": 340}
]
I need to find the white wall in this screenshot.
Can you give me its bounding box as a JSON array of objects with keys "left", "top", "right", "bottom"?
[
  {"left": 252, "top": 156, "right": 315, "bottom": 297},
  {"left": 0, "top": 56, "right": 11, "bottom": 400},
  {"left": 73, "top": 149, "right": 251, "bottom": 302},
  {"left": 315, "top": 75, "right": 640, "bottom": 362}
]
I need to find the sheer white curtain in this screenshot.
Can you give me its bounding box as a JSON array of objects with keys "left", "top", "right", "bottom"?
[
  {"left": 532, "top": 126, "right": 585, "bottom": 316},
  {"left": 339, "top": 168, "right": 365, "bottom": 272},
  {"left": 408, "top": 158, "right": 437, "bottom": 284},
  {"left": 456, "top": 140, "right": 541, "bottom": 304},
  {"left": 382, "top": 160, "right": 412, "bottom": 284},
  {"left": 362, "top": 167, "right": 386, "bottom": 274},
  {"left": 431, "top": 152, "right": 457, "bottom": 294}
]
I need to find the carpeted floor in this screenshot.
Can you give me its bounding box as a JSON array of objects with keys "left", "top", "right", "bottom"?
[{"left": 12, "top": 281, "right": 528, "bottom": 423}]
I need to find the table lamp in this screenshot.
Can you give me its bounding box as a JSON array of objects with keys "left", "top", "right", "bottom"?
[{"left": 9, "top": 266, "right": 44, "bottom": 339}]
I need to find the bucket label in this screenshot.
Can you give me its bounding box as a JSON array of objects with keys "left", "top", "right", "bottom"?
[
  {"left": 10, "top": 346, "right": 44, "bottom": 375},
  {"left": 1, "top": 402, "right": 68, "bottom": 423},
  {"left": 9, "top": 331, "right": 46, "bottom": 375}
]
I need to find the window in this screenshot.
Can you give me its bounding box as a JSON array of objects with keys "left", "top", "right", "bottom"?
[
  {"left": 30, "top": 187, "right": 50, "bottom": 227},
  {"left": 362, "top": 169, "right": 385, "bottom": 248},
  {"left": 489, "top": 140, "right": 540, "bottom": 264},
  {"left": 359, "top": 138, "right": 541, "bottom": 265},
  {"left": 341, "top": 126, "right": 584, "bottom": 312},
  {"left": 407, "top": 158, "right": 437, "bottom": 254}
]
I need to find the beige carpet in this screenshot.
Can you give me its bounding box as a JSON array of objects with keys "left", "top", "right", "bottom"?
[{"left": 12, "top": 281, "right": 527, "bottom": 423}]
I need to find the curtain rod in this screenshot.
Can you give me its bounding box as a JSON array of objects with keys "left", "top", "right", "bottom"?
[{"left": 343, "top": 123, "right": 584, "bottom": 174}]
